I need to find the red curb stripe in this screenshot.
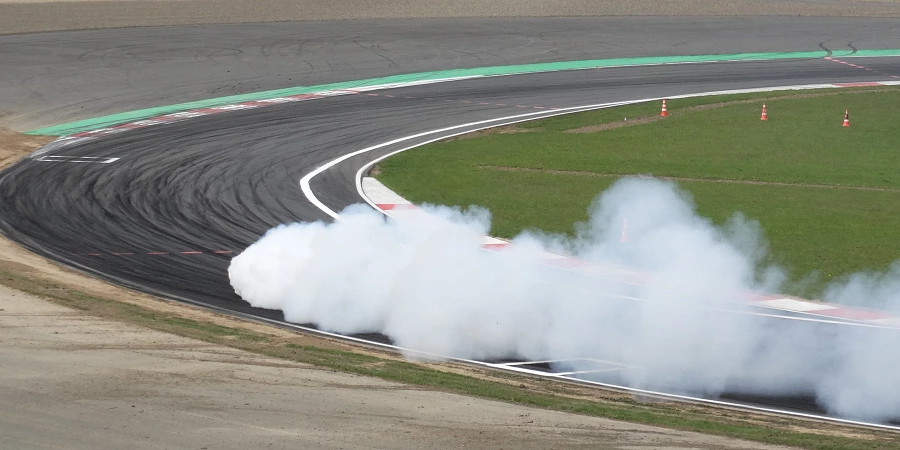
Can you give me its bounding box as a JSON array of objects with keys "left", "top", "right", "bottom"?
[
  {"left": 180, "top": 251, "right": 203, "bottom": 255},
  {"left": 833, "top": 82, "right": 884, "bottom": 87},
  {"left": 111, "top": 252, "right": 134, "bottom": 256},
  {"left": 213, "top": 250, "right": 233, "bottom": 254},
  {"left": 482, "top": 243, "right": 509, "bottom": 250},
  {"left": 376, "top": 203, "right": 417, "bottom": 211},
  {"left": 147, "top": 251, "right": 169, "bottom": 255}
]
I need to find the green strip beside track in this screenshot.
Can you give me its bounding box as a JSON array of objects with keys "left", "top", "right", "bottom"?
[{"left": 27, "top": 49, "right": 900, "bottom": 136}]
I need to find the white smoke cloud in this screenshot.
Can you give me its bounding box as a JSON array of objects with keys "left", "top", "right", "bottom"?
[
  {"left": 229, "top": 177, "right": 900, "bottom": 423},
  {"left": 824, "top": 262, "right": 900, "bottom": 313}
]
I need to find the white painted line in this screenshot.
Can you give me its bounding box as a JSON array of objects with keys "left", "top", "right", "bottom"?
[
  {"left": 360, "top": 177, "right": 412, "bottom": 205},
  {"left": 301, "top": 100, "right": 643, "bottom": 219},
  {"left": 553, "top": 368, "right": 626, "bottom": 376},
  {"left": 153, "top": 308, "right": 900, "bottom": 431},
  {"left": 35, "top": 155, "right": 120, "bottom": 164},
  {"left": 758, "top": 298, "right": 839, "bottom": 312},
  {"left": 501, "top": 359, "right": 569, "bottom": 366},
  {"left": 39, "top": 241, "right": 900, "bottom": 432},
  {"left": 342, "top": 81, "right": 900, "bottom": 327}
]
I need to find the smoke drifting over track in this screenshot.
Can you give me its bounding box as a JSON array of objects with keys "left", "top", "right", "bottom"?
[{"left": 230, "top": 177, "right": 900, "bottom": 422}]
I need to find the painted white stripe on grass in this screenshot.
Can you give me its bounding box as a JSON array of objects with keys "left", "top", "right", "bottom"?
[
  {"left": 351, "top": 80, "right": 900, "bottom": 219},
  {"left": 292, "top": 80, "right": 900, "bottom": 428},
  {"left": 235, "top": 307, "right": 900, "bottom": 430},
  {"left": 360, "top": 178, "right": 411, "bottom": 205},
  {"left": 331, "top": 80, "right": 900, "bottom": 325},
  {"left": 302, "top": 100, "right": 643, "bottom": 219},
  {"left": 759, "top": 298, "right": 840, "bottom": 312}
]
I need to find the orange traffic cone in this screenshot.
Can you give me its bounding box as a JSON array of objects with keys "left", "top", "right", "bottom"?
[
  {"left": 760, "top": 104, "right": 768, "bottom": 121},
  {"left": 842, "top": 109, "right": 850, "bottom": 127},
  {"left": 660, "top": 99, "right": 669, "bottom": 117}
]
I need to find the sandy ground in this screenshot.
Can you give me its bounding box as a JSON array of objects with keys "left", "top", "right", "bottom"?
[
  {"left": 2, "top": 0, "right": 900, "bottom": 34},
  {"left": 0, "top": 236, "right": 790, "bottom": 449},
  {"left": 1, "top": 284, "right": 797, "bottom": 450}
]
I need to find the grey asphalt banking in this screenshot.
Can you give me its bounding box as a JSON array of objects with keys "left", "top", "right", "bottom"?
[{"left": 2, "top": 17, "right": 900, "bottom": 130}]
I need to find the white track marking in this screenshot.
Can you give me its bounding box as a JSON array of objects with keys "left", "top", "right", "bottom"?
[
  {"left": 261, "top": 316, "right": 900, "bottom": 432},
  {"left": 301, "top": 100, "right": 643, "bottom": 219},
  {"left": 294, "top": 80, "right": 900, "bottom": 429},
  {"left": 35, "top": 155, "right": 119, "bottom": 164},
  {"left": 301, "top": 81, "right": 900, "bottom": 328}
]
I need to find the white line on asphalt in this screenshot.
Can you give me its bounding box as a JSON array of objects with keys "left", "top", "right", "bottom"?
[{"left": 35, "top": 155, "right": 120, "bottom": 164}]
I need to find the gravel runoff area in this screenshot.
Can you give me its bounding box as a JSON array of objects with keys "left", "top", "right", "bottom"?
[
  {"left": 1, "top": 1, "right": 898, "bottom": 448},
  {"left": 2, "top": 0, "right": 900, "bottom": 34},
  {"left": 2, "top": 284, "right": 794, "bottom": 450}
]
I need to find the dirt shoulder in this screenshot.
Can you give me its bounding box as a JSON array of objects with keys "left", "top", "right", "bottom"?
[
  {"left": 3, "top": 0, "right": 900, "bottom": 35},
  {"left": 5, "top": 284, "right": 797, "bottom": 450}
]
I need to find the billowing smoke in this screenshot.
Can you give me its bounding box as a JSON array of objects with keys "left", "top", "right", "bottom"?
[{"left": 229, "top": 177, "right": 900, "bottom": 422}]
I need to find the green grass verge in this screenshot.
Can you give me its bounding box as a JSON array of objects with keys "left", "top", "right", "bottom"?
[
  {"left": 376, "top": 87, "right": 900, "bottom": 296},
  {"left": 2, "top": 269, "right": 898, "bottom": 449}
]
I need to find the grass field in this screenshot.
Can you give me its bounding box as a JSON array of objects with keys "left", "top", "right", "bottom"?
[{"left": 376, "top": 88, "right": 900, "bottom": 297}]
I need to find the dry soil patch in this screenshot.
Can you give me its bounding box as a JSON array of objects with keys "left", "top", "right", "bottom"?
[{"left": 1, "top": 283, "right": 796, "bottom": 450}]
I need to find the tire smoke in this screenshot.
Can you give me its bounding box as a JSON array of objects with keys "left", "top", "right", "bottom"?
[{"left": 229, "top": 177, "right": 900, "bottom": 422}]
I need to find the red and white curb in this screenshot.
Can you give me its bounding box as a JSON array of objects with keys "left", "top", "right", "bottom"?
[
  {"left": 31, "top": 78, "right": 900, "bottom": 159},
  {"left": 30, "top": 75, "right": 484, "bottom": 158},
  {"left": 361, "top": 177, "right": 900, "bottom": 327},
  {"left": 747, "top": 294, "right": 900, "bottom": 325}
]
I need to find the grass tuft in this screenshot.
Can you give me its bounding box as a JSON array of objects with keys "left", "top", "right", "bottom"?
[{"left": 377, "top": 87, "right": 900, "bottom": 296}]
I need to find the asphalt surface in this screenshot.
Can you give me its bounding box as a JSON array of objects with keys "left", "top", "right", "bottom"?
[
  {"left": 4, "top": 17, "right": 900, "bottom": 130},
  {"left": 2, "top": 19, "right": 900, "bottom": 424}
]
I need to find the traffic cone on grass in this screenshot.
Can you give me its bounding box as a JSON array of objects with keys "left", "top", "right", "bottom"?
[
  {"left": 842, "top": 109, "right": 850, "bottom": 127},
  {"left": 660, "top": 99, "right": 668, "bottom": 117},
  {"left": 760, "top": 104, "right": 768, "bottom": 121}
]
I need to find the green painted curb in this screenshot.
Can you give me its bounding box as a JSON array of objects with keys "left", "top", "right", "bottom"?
[{"left": 27, "top": 49, "right": 900, "bottom": 136}]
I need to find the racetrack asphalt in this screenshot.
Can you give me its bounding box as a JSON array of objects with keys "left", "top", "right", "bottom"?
[
  {"left": 4, "top": 17, "right": 900, "bottom": 130},
  {"left": 2, "top": 18, "right": 900, "bottom": 423}
]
